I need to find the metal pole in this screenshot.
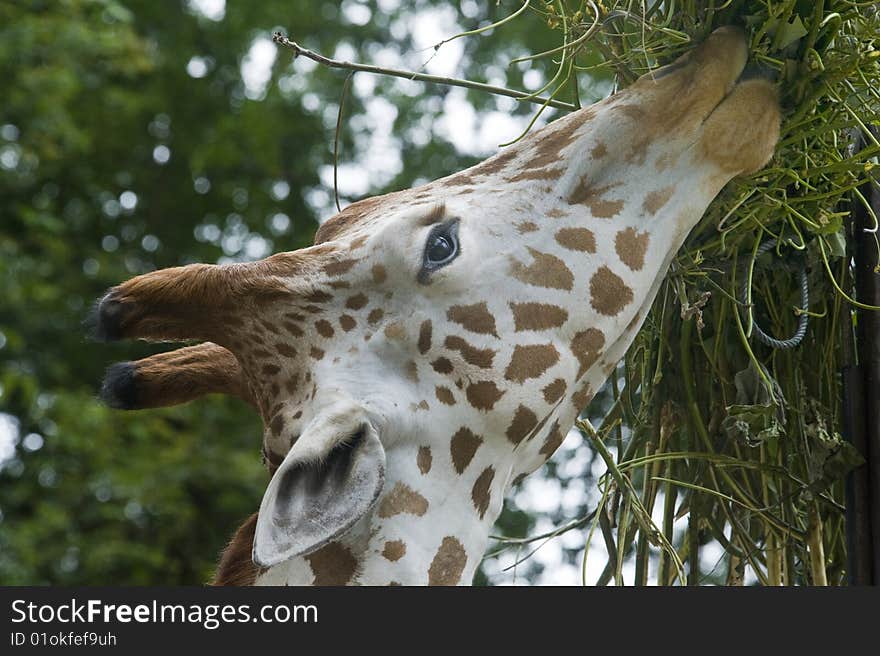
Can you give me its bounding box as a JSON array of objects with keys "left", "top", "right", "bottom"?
[{"left": 851, "top": 126, "right": 880, "bottom": 584}]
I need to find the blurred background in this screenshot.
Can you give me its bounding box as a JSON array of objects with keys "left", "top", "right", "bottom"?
[{"left": 2, "top": 0, "right": 636, "bottom": 585}]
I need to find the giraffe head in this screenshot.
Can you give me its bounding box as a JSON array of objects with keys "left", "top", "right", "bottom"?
[{"left": 94, "top": 27, "right": 779, "bottom": 585}]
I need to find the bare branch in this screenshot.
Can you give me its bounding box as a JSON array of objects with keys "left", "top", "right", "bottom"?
[{"left": 272, "top": 32, "right": 577, "bottom": 112}]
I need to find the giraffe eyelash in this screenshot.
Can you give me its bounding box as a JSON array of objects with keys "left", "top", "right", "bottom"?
[{"left": 417, "top": 202, "right": 447, "bottom": 227}]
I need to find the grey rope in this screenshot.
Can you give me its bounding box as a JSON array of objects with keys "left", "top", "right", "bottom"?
[{"left": 740, "top": 239, "right": 810, "bottom": 350}]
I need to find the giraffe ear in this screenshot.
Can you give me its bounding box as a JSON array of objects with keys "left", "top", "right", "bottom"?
[{"left": 252, "top": 401, "right": 386, "bottom": 568}]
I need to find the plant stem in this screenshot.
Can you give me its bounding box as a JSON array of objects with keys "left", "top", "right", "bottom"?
[{"left": 808, "top": 504, "right": 829, "bottom": 586}]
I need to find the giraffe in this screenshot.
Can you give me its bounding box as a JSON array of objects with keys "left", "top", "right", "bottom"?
[{"left": 92, "top": 27, "right": 780, "bottom": 585}]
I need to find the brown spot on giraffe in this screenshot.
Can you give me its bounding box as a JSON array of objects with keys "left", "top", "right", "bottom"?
[
  {"left": 555, "top": 227, "right": 597, "bottom": 253},
  {"left": 615, "top": 228, "right": 650, "bottom": 271},
  {"left": 589, "top": 266, "right": 634, "bottom": 316},
  {"left": 305, "top": 542, "right": 358, "bottom": 586},
  {"left": 275, "top": 342, "right": 297, "bottom": 358},
  {"left": 445, "top": 172, "right": 477, "bottom": 187},
  {"left": 367, "top": 308, "right": 384, "bottom": 325},
  {"left": 377, "top": 482, "right": 429, "bottom": 518},
  {"left": 427, "top": 537, "right": 467, "bottom": 586},
  {"left": 258, "top": 318, "right": 282, "bottom": 334},
  {"left": 443, "top": 335, "right": 495, "bottom": 369},
  {"left": 542, "top": 378, "right": 567, "bottom": 404},
  {"left": 431, "top": 357, "right": 454, "bottom": 374},
  {"left": 444, "top": 335, "right": 495, "bottom": 369},
  {"left": 571, "top": 328, "right": 605, "bottom": 378},
  {"left": 509, "top": 248, "right": 574, "bottom": 291},
  {"left": 643, "top": 185, "right": 675, "bottom": 214},
  {"left": 450, "top": 428, "right": 482, "bottom": 474},
  {"left": 371, "top": 264, "right": 387, "bottom": 284},
  {"left": 315, "top": 319, "right": 334, "bottom": 338},
  {"left": 472, "top": 147, "right": 518, "bottom": 176},
  {"left": 418, "top": 320, "right": 432, "bottom": 354},
  {"left": 539, "top": 420, "right": 566, "bottom": 458},
  {"left": 309, "top": 346, "right": 325, "bottom": 360},
  {"left": 283, "top": 321, "right": 304, "bottom": 338},
  {"left": 524, "top": 411, "right": 554, "bottom": 444},
  {"left": 348, "top": 234, "right": 368, "bottom": 250},
  {"left": 510, "top": 302, "right": 568, "bottom": 332},
  {"left": 384, "top": 322, "right": 406, "bottom": 341},
  {"left": 446, "top": 302, "right": 498, "bottom": 337},
  {"left": 251, "top": 347, "right": 272, "bottom": 360},
  {"left": 504, "top": 344, "right": 560, "bottom": 383},
  {"left": 471, "top": 466, "right": 495, "bottom": 519},
  {"left": 345, "top": 293, "right": 368, "bottom": 310},
  {"left": 405, "top": 360, "right": 419, "bottom": 383},
  {"left": 382, "top": 540, "right": 407, "bottom": 562},
  {"left": 592, "top": 198, "right": 625, "bottom": 218},
  {"left": 527, "top": 112, "right": 585, "bottom": 169},
  {"left": 572, "top": 382, "right": 595, "bottom": 411},
  {"left": 466, "top": 381, "right": 504, "bottom": 411},
  {"left": 269, "top": 413, "right": 285, "bottom": 437},
  {"left": 339, "top": 314, "right": 356, "bottom": 331},
  {"left": 568, "top": 181, "right": 624, "bottom": 218},
  {"left": 306, "top": 290, "right": 333, "bottom": 304},
  {"left": 516, "top": 221, "right": 539, "bottom": 234},
  {"left": 507, "top": 167, "right": 561, "bottom": 183},
  {"left": 323, "top": 258, "right": 358, "bottom": 277},
  {"left": 546, "top": 207, "right": 567, "bottom": 218},
  {"left": 417, "top": 446, "right": 432, "bottom": 474},
  {"left": 435, "top": 386, "right": 456, "bottom": 405},
  {"left": 506, "top": 405, "right": 539, "bottom": 445},
  {"left": 591, "top": 142, "right": 608, "bottom": 159}
]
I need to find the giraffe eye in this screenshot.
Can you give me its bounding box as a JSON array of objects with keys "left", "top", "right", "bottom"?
[
  {"left": 422, "top": 220, "right": 460, "bottom": 270},
  {"left": 427, "top": 233, "right": 456, "bottom": 263}
]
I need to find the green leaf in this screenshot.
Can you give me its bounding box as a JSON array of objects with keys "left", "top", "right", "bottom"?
[{"left": 768, "top": 16, "right": 809, "bottom": 50}]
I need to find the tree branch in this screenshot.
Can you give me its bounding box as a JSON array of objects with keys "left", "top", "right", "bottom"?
[{"left": 272, "top": 32, "right": 577, "bottom": 112}]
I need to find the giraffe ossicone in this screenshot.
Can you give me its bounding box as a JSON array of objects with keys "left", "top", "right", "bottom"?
[{"left": 93, "top": 26, "right": 780, "bottom": 585}]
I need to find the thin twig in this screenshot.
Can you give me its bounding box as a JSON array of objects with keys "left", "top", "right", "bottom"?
[
  {"left": 272, "top": 32, "right": 577, "bottom": 112},
  {"left": 333, "top": 72, "right": 353, "bottom": 212}
]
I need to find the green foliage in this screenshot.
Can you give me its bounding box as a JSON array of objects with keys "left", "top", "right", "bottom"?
[{"left": 522, "top": 0, "right": 879, "bottom": 585}]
